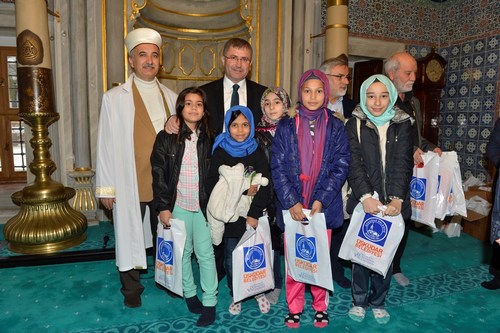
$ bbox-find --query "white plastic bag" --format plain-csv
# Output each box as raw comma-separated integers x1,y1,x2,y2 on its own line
466,195,492,216
339,195,404,278
232,216,275,302
449,158,467,217
435,152,467,219
443,222,462,238
410,151,439,228
154,220,186,297
435,152,455,219
284,210,333,291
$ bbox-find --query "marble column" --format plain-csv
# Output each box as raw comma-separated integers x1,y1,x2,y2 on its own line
325,0,349,59
70,0,90,168
106,0,126,88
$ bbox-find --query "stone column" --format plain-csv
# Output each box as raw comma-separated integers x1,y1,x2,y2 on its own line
70,0,90,168
325,0,349,59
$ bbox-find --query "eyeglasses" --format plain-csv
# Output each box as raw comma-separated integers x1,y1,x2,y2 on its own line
224,55,251,64
326,73,352,81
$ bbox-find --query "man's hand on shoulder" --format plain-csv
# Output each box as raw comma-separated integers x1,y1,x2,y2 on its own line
165,115,180,134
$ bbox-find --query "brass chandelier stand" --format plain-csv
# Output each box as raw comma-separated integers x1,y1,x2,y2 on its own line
3,0,87,255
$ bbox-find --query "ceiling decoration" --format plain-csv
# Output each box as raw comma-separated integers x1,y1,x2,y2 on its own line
133,0,252,38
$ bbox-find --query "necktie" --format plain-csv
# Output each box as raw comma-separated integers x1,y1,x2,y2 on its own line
231,84,240,107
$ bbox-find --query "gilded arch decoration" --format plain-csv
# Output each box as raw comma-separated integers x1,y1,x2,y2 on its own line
127,0,258,83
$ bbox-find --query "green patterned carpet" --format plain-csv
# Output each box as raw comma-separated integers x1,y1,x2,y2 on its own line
0,224,499,333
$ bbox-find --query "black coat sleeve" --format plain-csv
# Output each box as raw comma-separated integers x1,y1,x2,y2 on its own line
386,120,414,201
151,131,173,213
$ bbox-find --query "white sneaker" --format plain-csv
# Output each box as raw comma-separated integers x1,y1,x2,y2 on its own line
228,300,241,315
393,272,410,286
372,308,390,324
348,306,366,322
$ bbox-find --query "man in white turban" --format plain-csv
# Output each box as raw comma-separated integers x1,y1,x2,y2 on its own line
95,27,178,307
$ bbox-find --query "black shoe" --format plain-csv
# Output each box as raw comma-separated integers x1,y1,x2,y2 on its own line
217,271,226,283
481,278,500,290
186,295,203,314
334,275,351,289
196,306,216,327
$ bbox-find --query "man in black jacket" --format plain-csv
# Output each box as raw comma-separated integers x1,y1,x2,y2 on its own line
385,51,442,287
320,54,357,289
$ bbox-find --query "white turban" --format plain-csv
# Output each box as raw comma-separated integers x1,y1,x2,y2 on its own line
125,28,162,54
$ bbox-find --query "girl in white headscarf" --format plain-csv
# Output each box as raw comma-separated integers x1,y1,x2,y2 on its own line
344,74,414,324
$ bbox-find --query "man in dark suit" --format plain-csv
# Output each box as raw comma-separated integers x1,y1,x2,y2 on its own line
165,38,267,283
201,38,267,283
320,54,356,289
200,37,267,136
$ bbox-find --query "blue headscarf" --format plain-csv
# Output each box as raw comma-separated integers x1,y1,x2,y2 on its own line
360,74,398,127
211,105,258,157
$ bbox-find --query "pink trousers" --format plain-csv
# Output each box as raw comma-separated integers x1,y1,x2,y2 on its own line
284,229,332,314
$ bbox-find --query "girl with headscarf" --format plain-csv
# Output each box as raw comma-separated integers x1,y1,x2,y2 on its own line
271,69,350,328
206,105,271,315
254,87,292,305
344,74,413,324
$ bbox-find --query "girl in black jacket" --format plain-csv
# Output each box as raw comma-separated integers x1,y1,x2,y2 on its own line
151,87,216,327
345,75,413,324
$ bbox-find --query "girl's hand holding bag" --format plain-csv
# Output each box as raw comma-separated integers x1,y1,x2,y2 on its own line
155,219,186,297
339,192,405,278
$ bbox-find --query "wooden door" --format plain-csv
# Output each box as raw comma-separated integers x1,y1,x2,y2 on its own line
0,47,26,183
352,59,384,103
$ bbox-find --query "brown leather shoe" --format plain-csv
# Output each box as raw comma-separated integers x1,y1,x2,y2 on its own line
124,296,142,308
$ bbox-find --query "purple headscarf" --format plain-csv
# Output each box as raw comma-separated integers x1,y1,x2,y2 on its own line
296,69,329,208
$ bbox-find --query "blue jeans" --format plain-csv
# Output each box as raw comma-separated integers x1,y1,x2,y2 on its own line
224,237,240,296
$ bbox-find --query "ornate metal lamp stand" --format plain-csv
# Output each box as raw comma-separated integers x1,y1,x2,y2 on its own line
3,0,87,254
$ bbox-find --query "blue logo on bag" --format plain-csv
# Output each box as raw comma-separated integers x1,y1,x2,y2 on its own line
410,176,426,200
157,238,173,265
358,215,391,246
295,234,317,262
243,243,265,272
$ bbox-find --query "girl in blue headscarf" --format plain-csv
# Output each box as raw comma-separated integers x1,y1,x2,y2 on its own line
345,74,414,324
207,105,271,315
